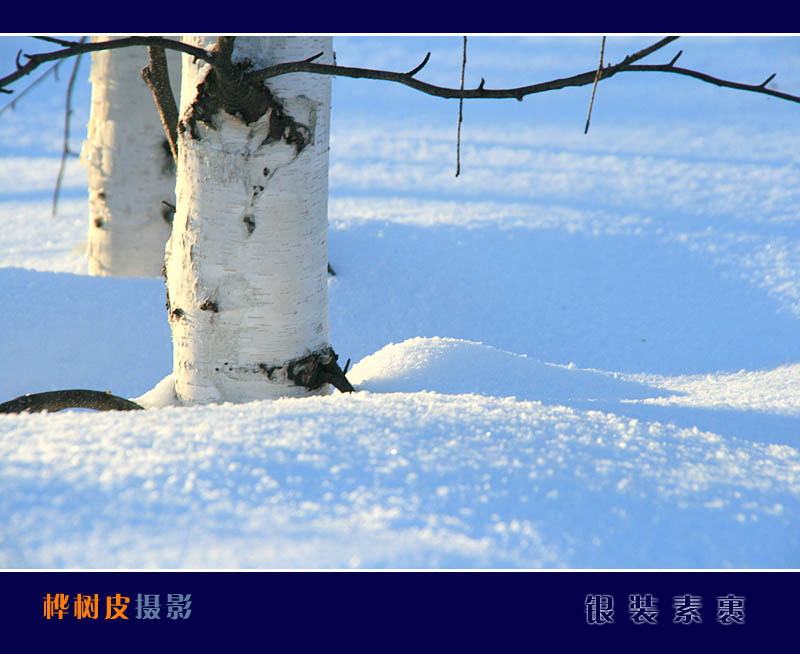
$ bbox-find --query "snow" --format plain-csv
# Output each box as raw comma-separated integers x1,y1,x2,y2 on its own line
1,35,800,569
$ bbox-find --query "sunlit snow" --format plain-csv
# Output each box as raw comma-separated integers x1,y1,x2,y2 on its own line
1,35,799,568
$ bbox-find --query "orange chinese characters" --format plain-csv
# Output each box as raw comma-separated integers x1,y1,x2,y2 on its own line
43,593,70,620
74,593,100,620
104,593,130,620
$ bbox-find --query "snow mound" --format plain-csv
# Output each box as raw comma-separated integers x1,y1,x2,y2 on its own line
133,374,178,409
348,337,665,403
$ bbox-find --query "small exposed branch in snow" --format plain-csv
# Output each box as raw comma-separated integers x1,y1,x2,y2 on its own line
456,36,467,177
584,35,606,135
52,36,86,216
0,390,144,414
142,45,180,164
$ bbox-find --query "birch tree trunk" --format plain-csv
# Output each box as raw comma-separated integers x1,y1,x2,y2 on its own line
166,36,335,403
82,36,180,277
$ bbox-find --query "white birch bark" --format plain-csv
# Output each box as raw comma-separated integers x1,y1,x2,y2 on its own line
166,36,333,403
82,36,181,277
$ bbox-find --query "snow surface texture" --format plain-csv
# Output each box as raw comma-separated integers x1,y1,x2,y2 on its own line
1,36,799,568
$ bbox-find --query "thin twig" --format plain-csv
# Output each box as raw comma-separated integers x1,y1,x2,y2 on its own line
0,59,64,115
406,52,431,77
584,36,606,134
456,36,467,177
302,51,324,64
52,36,86,216
33,36,79,48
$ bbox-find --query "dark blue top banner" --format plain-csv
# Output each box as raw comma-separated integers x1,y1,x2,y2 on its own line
2,571,796,649
4,0,794,34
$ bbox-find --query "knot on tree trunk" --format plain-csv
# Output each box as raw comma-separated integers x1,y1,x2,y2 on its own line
287,347,355,394
184,36,311,153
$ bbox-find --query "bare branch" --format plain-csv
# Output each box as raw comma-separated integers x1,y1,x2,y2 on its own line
142,45,180,164
0,58,65,113
584,35,606,134
52,37,86,216
244,36,799,107
249,36,680,100
33,35,79,48
0,36,212,93
622,63,800,104
3,34,798,132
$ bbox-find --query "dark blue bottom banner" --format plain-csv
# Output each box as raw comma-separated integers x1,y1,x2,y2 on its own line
1,571,795,649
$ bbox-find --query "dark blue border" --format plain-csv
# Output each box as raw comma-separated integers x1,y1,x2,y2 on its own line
5,1,795,34
2,571,796,648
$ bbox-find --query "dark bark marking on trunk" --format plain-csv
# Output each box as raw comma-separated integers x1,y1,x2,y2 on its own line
199,298,219,313
187,43,312,153
189,117,200,140
161,200,176,224
94,218,104,229
258,363,278,380
160,137,176,175
163,263,171,315
170,307,185,321
243,215,255,235
287,347,355,393
215,350,354,393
